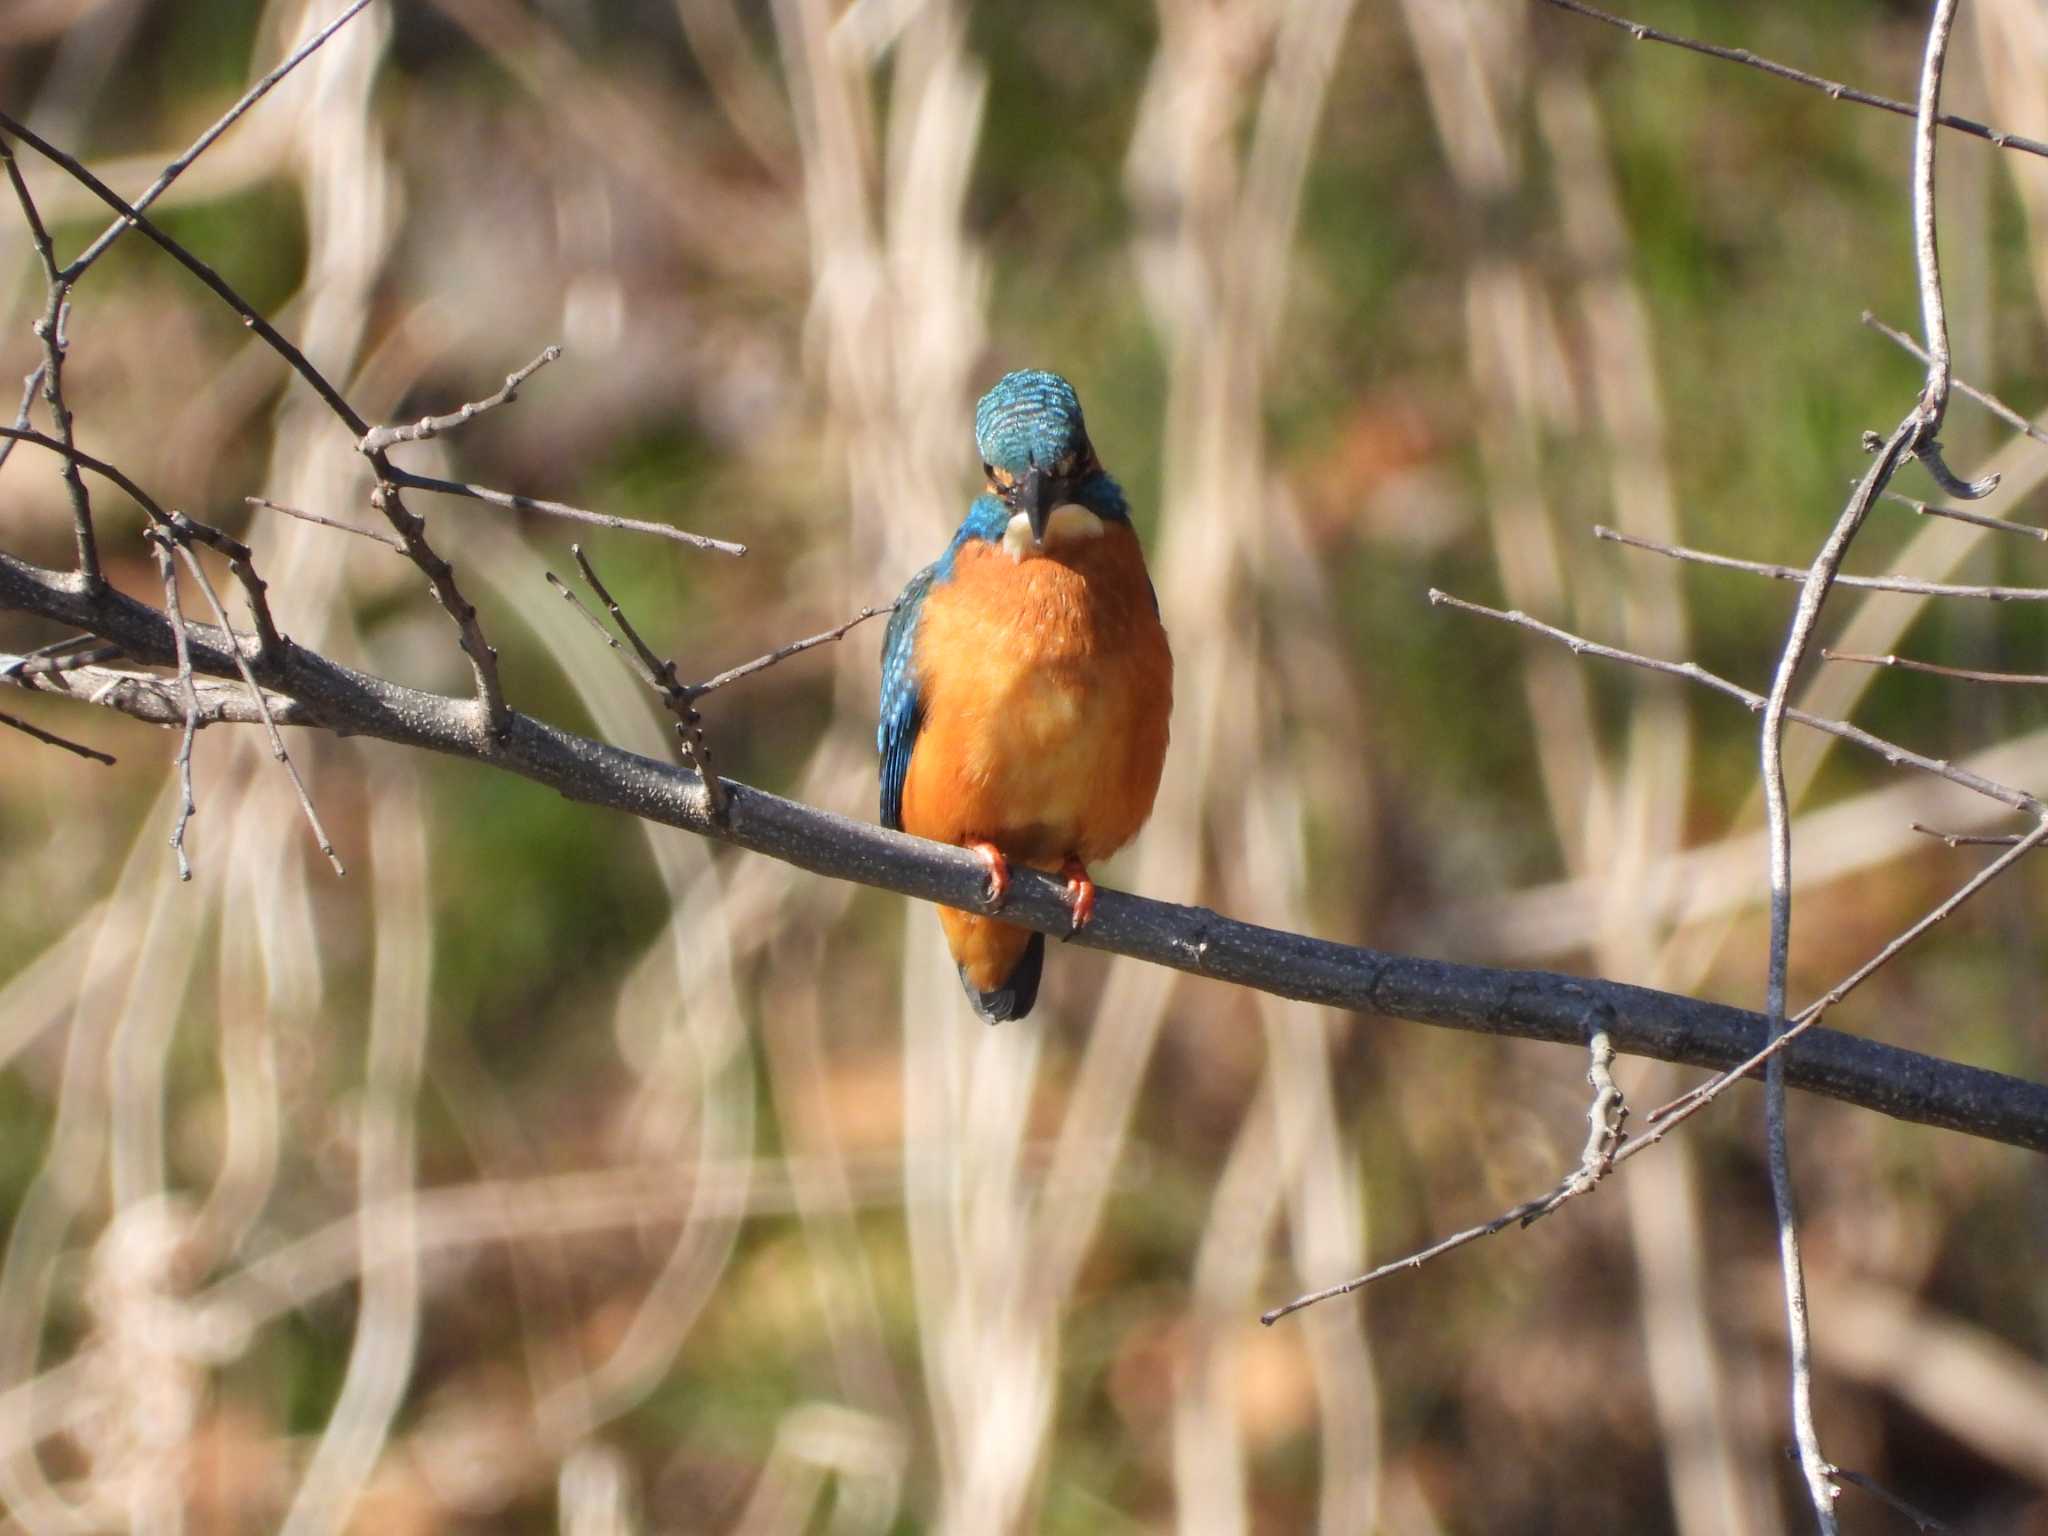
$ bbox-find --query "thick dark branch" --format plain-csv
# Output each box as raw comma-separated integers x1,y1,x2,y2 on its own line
5,547,2046,1154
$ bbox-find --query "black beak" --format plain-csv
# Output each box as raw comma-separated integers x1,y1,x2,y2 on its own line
1018,465,1051,544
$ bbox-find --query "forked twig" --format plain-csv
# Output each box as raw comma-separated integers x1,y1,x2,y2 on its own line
357,346,562,454
63,0,378,280
1863,311,2048,450
1264,1010,1628,1323
172,542,343,876
547,550,728,819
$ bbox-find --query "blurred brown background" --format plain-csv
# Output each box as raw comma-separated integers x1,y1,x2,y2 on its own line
1,0,2046,1530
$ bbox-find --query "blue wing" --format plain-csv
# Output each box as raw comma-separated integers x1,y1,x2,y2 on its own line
878,562,936,830
879,498,1010,829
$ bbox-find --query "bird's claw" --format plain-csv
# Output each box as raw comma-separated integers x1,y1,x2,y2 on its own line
967,840,1011,911
1059,857,1096,935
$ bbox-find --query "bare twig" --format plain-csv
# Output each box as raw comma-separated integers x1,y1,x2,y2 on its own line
171,542,342,877
1,134,102,589
1905,1,1995,502
245,495,403,551
1427,590,2045,816
1757,18,1969,1512
1863,311,2048,449
368,479,509,735
63,0,377,280
1824,648,2048,685
0,708,113,765
1597,524,2048,600
1263,1009,1629,1323
0,362,45,475
389,467,747,556
172,513,286,662
1534,0,2048,161
1828,1464,1955,1534
549,547,727,818
1910,822,2023,847
1878,488,2047,541
688,602,895,699
146,531,201,881
357,346,562,454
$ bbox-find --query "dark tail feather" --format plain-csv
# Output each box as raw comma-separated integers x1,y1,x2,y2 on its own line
960,930,1044,1024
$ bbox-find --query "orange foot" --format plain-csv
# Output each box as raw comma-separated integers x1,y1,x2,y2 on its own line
1058,856,1096,934
966,839,1011,910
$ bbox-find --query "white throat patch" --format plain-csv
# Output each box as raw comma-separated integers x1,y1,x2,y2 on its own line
1002,503,1105,561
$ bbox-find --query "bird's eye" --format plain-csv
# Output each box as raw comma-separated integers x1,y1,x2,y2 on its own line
1053,451,1077,477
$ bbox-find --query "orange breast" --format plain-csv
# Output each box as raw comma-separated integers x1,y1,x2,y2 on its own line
900,522,1172,871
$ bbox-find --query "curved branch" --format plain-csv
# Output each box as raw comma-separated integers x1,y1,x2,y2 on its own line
5,545,2047,1153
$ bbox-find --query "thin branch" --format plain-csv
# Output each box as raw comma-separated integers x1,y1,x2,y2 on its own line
1829,1464,1955,1535
63,0,377,280
388,467,747,556
1911,821,2023,847
1824,649,2048,686
688,602,895,699
548,548,726,819
1,135,103,590
0,709,113,765
1263,1010,1628,1322
9,546,2048,1150
172,513,285,662
146,531,201,881
171,542,343,876
1758,418,1925,1536
357,346,562,454
245,495,404,551
0,362,45,475
1878,488,2046,542
1863,311,2048,449
368,479,509,735
1596,524,2048,601
1533,0,2048,162
1905,0,1994,502
1427,590,2044,816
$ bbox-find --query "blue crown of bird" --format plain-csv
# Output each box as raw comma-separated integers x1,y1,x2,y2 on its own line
879,370,1173,1023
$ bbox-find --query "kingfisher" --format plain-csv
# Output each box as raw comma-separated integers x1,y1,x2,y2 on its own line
878,370,1173,1023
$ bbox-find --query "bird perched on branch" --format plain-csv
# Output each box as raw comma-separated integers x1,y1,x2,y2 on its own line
879,370,1173,1023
